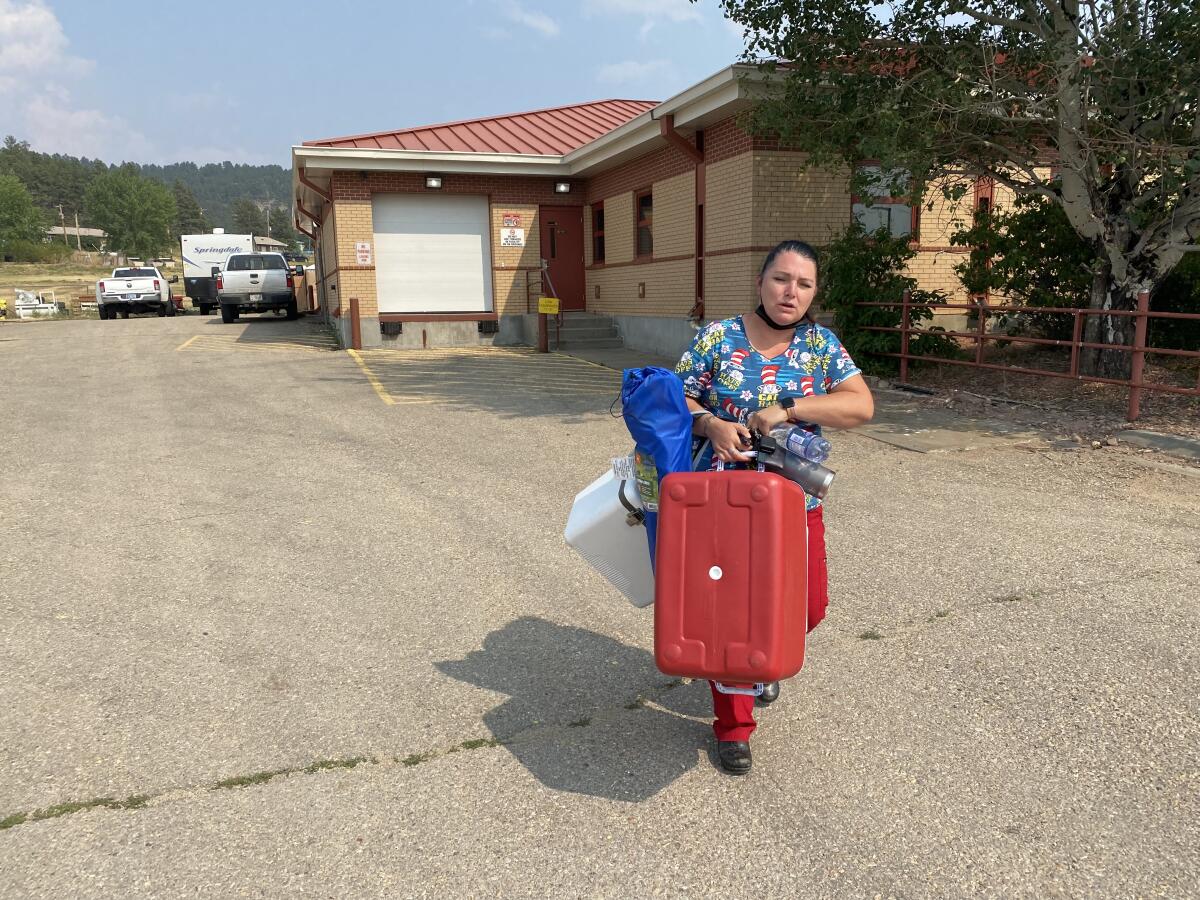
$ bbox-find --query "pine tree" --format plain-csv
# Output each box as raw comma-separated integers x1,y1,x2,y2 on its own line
172,180,208,237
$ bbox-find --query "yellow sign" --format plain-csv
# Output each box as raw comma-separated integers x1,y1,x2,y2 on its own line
538,296,560,314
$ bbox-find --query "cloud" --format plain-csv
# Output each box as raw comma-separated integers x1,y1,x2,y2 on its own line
596,59,677,85
503,5,560,37
0,0,161,162
585,0,702,23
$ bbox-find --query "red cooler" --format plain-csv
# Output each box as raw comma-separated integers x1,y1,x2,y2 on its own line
654,470,808,684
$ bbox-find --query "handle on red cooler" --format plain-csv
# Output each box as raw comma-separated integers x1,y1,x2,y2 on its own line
713,681,765,697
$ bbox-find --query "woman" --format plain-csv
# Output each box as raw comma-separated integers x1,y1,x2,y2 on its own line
674,239,874,776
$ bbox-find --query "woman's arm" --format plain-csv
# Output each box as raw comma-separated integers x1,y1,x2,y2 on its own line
746,374,875,434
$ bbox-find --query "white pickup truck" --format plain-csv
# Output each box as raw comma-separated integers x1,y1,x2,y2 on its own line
95,266,180,319
214,252,302,323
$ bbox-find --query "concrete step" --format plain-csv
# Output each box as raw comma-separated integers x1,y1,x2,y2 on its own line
556,336,626,349
555,322,620,339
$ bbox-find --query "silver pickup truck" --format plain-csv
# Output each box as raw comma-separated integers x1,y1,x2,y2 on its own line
214,253,302,323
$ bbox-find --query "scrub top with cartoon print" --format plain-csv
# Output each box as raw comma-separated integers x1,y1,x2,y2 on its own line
674,315,862,510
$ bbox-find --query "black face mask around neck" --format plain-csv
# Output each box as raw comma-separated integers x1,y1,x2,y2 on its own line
755,304,801,331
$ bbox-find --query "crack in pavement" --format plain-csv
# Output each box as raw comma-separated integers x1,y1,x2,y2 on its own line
0,678,692,834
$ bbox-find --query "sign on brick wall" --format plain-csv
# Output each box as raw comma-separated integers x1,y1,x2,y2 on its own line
500,227,525,247
501,212,522,227
355,241,372,265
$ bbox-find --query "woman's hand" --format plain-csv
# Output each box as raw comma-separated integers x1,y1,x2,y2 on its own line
705,417,754,463
746,404,789,437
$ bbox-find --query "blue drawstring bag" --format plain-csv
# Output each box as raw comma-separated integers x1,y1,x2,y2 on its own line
620,367,693,566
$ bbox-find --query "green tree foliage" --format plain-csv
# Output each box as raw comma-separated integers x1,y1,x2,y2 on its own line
84,166,176,259
819,224,959,375
0,173,47,252
231,198,267,236
954,194,1200,349
0,136,102,218
709,0,1200,378
0,136,290,231
139,161,290,229
266,204,303,250
172,180,208,236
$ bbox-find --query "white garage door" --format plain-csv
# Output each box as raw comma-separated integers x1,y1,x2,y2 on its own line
372,194,494,314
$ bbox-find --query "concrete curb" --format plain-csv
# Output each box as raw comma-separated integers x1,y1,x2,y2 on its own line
1117,429,1200,461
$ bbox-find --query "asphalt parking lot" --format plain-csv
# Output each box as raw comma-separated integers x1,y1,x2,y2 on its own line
1,313,1197,897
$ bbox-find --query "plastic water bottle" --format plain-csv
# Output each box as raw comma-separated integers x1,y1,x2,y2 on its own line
771,426,831,463
755,433,836,499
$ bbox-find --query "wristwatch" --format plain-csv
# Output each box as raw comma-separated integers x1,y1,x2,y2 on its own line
778,396,796,422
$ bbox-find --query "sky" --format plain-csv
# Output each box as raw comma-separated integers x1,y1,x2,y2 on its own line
0,0,750,167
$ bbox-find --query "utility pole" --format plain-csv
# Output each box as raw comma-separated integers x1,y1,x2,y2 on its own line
55,204,68,245
73,212,82,250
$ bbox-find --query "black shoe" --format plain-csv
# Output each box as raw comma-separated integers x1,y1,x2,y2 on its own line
756,682,781,706
717,740,753,775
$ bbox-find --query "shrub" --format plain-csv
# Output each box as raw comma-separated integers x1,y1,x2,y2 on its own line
2,240,74,263
951,196,1199,351
819,223,959,376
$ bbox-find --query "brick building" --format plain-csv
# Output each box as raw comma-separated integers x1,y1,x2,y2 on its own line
291,64,981,354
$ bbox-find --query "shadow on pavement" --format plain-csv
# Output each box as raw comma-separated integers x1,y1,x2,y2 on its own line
436,617,711,803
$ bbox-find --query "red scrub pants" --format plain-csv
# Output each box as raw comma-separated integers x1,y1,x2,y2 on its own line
710,505,828,742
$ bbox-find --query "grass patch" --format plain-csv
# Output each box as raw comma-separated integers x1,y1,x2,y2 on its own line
212,768,290,790
32,798,116,820
400,751,436,768
567,717,591,728
304,756,368,774
0,792,152,831
858,628,884,640
458,738,500,750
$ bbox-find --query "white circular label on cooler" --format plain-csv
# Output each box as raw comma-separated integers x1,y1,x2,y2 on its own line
708,566,723,581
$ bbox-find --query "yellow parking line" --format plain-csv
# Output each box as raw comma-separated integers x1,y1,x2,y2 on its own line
347,348,395,405
175,335,201,351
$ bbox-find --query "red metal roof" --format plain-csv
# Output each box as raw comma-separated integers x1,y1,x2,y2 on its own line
303,99,659,155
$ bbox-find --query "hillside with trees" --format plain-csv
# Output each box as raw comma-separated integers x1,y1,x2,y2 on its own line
0,136,299,246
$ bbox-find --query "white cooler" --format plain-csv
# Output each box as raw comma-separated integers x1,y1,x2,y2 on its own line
564,469,655,608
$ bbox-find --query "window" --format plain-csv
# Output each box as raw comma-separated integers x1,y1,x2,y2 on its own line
636,189,653,257
226,254,286,271
851,165,914,238
592,203,605,264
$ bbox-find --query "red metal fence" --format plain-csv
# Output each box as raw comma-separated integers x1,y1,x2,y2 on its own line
856,291,1200,420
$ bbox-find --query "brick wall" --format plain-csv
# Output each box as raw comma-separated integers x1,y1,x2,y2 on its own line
905,248,970,305
704,116,752,166
584,140,697,205
753,152,853,248
704,251,758,321
705,153,753,254
917,174,976,247
587,258,694,317
652,170,695,259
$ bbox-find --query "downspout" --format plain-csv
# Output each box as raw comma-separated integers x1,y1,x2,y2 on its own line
297,197,323,227
298,166,332,203
294,215,316,243
657,114,705,322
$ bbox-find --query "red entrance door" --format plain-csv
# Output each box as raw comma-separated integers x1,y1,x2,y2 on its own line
539,206,585,311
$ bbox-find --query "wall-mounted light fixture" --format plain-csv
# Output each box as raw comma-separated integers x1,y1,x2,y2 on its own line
554,182,571,194
425,175,443,189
